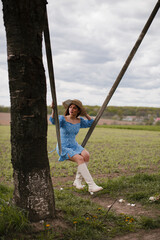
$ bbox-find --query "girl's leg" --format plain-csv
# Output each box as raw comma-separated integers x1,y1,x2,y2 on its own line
68,154,85,165
69,153,103,193
81,149,90,163
68,148,89,164
68,154,86,189
77,163,103,193
69,150,89,189
72,149,89,189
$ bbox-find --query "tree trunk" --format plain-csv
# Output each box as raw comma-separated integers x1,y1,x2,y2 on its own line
1,0,55,221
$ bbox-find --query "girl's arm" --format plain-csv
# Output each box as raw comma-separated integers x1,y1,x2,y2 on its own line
80,113,94,128
49,102,55,125
51,101,55,118
85,113,92,120
51,109,54,119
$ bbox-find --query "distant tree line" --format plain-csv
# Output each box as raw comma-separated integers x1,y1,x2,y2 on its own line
1,105,160,118
47,105,160,119
0,106,10,112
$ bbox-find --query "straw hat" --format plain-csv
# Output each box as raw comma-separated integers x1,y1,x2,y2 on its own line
62,99,86,116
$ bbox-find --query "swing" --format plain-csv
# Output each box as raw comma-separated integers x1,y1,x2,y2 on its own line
43,7,62,154
43,1,160,151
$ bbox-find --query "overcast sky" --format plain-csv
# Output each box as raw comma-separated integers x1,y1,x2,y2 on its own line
0,0,160,107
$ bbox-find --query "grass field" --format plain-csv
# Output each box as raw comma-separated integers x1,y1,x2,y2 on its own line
48,125,160,178
0,125,160,239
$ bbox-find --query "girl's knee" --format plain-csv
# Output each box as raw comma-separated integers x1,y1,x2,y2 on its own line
77,155,85,165
70,154,85,165
85,155,89,163
83,150,90,163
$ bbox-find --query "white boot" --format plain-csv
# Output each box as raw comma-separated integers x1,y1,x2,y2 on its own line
73,169,85,189
78,163,103,193
73,162,88,189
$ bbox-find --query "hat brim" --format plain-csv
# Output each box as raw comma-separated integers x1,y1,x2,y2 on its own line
62,99,86,116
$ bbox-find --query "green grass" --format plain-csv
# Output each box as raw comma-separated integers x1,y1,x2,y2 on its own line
48,126,160,178
0,125,160,239
0,184,13,201
100,173,160,207
0,184,30,238
1,125,160,181
1,182,160,240
0,126,12,183
0,184,141,240
51,188,140,240
97,124,160,131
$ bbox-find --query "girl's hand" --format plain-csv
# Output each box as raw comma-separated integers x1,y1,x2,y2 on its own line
51,101,55,118
85,113,92,120
51,101,55,109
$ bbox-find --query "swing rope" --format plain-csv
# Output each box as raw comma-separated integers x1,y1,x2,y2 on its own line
81,0,160,148
44,7,62,155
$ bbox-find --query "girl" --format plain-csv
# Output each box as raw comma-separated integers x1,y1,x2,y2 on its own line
49,99,103,193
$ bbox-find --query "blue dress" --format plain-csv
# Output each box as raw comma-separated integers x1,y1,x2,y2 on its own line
49,115,94,161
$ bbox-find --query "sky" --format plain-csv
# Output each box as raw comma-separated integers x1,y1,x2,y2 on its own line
0,0,160,107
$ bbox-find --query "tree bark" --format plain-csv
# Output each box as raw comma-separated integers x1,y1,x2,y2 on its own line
1,0,55,221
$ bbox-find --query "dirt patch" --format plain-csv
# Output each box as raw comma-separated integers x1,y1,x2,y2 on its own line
52,175,160,220
97,118,138,125
0,113,51,125
90,195,160,219
112,229,160,240
52,176,74,187
0,112,10,125
0,113,138,126
71,190,160,240
62,176,160,240
72,190,160,220
31,210,69,233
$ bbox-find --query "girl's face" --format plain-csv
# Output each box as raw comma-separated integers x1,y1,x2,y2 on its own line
69,104,80,117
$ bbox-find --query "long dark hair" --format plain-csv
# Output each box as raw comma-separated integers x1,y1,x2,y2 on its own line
64,104,81,117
